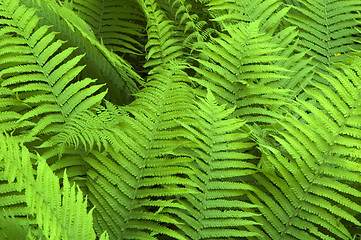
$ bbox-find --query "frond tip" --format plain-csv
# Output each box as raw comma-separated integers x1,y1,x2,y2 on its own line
0,133,107,240
172,90,261,239
193,20,290,124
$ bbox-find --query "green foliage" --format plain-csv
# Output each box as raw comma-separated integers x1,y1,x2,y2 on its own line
285,0,361,79
170,90,261,239
192,20,291,124
249,58,361,239
1,0,361,239
63,0,145,55
0,133,108,240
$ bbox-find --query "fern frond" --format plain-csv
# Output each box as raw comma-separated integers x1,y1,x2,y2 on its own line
0,212,30,240
263,27,315,100
285,0,361,78
166,0,215,51
193,20,291,124
0,168,34,239
50,62,198,239
41,101,126,153
249,56,361,239
0,134,36,236
139,0,184,72
163,90,260,239
64,0,145,56
0,86,34,132
0,133,105,240
22,0,142,104
0,0,107,137
208,0,290,35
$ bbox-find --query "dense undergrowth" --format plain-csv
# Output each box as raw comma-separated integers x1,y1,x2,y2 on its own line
1,0,361,239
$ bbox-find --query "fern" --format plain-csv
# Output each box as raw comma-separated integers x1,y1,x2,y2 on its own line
61,0,146,56
192,20,290,124
168,90,261,239
249,56,361,239
285,0,361,78
2,0,361,239
0,213,31,240
0,133,108,240
208,0,290,35
139,0,184,72
22,0,142,104
166,0,215,50
48,62,198,239
262,27,315,101
0,0,107,138
39,100,126,154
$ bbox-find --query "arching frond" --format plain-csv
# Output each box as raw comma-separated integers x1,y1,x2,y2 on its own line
0,0,107,137
208,0,290,35
264,27,315,100
2,0,361,239
166,0,215,51
286,0,361,78
193,20,291,124
169,90,260,239
0,133,106,240
63,0,146,56
22,0,142,104
139,0,184,72
46,62,198,239
249,56,361,239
